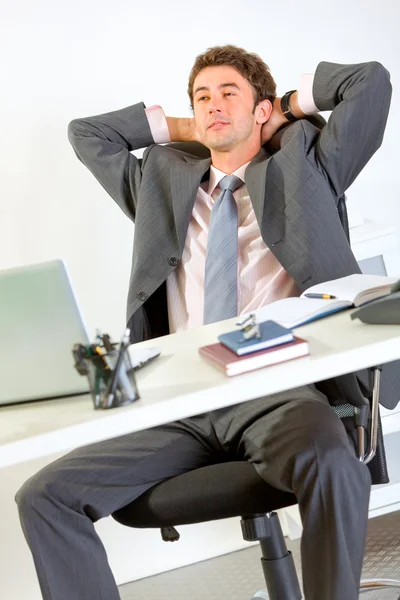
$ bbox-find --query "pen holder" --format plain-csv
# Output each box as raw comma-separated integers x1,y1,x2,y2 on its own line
73,344,140,410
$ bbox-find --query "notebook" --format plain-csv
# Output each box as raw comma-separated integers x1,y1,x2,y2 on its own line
302,274,397,307
218,320,294,356
254,274,398,330
199,336,309,377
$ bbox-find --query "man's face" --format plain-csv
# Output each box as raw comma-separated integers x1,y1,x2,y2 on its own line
192,65,262,152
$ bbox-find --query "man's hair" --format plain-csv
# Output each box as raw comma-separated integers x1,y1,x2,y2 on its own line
187,44,276,111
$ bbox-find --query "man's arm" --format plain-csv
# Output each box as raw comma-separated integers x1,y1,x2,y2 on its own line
310,61,392,196
164,116,197,142
265,62,392,197
68,102,155,221
261,94,306,144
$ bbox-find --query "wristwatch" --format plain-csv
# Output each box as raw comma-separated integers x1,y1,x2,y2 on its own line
280,90,298,122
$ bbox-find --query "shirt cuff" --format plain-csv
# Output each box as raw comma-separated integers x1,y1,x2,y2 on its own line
297,73,319,114
145,105,171,144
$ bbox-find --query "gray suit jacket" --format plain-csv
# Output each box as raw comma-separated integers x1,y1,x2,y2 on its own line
68,61,399,409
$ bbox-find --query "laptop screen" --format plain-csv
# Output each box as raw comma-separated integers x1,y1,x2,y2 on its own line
0,259,90,405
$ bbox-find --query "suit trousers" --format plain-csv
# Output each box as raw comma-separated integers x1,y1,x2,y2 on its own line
16,383,371,600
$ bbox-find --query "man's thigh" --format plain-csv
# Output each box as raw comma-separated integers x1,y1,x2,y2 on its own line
18,413,220,520
211,384,356,489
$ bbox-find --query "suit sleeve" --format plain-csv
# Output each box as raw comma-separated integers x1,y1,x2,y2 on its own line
309,61,392,197
68,102,154,221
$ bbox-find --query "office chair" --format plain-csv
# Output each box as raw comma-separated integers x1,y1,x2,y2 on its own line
112,369,400,599
113,134,400,598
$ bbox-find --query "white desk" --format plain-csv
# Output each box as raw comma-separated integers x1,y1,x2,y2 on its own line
2,310,400,599
2,309,400,468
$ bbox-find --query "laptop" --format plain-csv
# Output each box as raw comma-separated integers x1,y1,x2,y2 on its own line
0,259,159,406
0,259,91,405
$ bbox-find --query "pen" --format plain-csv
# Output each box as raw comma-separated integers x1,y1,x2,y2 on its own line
104,328,131,408
304,293,337,299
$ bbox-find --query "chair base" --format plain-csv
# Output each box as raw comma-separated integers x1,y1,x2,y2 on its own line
359,578,400,595
245,511,400,599
242,512,301,600
252,579,400,600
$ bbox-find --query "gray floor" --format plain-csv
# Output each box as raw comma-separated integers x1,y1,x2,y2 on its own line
119,511,400,600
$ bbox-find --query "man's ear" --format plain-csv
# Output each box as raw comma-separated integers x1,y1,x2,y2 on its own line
255,99,273,124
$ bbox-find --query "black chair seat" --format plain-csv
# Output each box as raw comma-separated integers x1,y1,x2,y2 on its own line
112,462,297,528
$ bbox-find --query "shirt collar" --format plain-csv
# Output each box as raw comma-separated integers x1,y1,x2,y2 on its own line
207,162,250,196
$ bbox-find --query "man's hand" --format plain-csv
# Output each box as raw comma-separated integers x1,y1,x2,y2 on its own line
261,93,306,145
166,117,199,142
261,98,288,144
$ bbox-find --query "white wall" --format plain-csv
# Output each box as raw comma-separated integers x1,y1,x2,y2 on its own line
1,2,399,596
1,0,399,339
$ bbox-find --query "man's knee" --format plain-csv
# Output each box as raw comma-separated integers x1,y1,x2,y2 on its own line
291,401,371,487
314,435,370,480
297,400,351,450
15,464,63,518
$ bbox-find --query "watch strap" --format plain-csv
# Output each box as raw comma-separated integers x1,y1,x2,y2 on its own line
280,90,298,122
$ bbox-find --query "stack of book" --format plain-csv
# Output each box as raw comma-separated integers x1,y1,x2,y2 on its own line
199,320,309,377
198,274,399,377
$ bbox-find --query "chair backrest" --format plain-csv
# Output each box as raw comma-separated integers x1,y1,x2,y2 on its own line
337,195,350,242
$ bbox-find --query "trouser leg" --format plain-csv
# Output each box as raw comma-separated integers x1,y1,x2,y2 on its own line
15,416,218,600
212,385,371,600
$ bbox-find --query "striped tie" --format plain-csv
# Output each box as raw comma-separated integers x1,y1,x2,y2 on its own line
203,174,243,325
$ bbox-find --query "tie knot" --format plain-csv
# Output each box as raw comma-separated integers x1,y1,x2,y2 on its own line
219,174,243,194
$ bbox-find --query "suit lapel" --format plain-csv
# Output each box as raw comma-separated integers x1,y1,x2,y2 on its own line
245,146,295,268
171,154,211,254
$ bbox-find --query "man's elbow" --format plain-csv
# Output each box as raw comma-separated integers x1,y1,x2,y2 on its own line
67,118,96,153
68,119,83,147
366,61,392,101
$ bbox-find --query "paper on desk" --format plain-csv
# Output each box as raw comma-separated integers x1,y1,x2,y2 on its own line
128,346,161,369
253,297,350,329
301,274,397,306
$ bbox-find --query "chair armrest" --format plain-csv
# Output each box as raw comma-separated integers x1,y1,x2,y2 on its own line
363,366,382,464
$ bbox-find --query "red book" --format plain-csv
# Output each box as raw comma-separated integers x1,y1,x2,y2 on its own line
199,337,309,377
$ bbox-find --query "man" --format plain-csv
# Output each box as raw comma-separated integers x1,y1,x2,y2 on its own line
16,45,392,600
